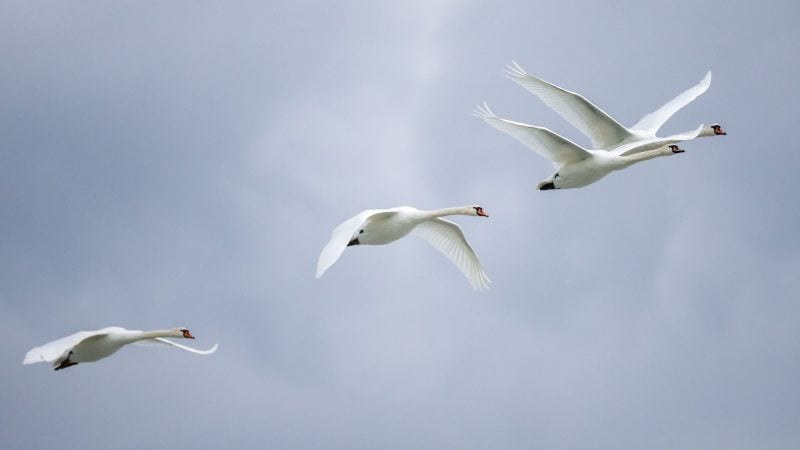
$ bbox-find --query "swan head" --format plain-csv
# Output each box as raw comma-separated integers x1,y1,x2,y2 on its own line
669,144,685,154
470,206,489,217
178,328,195,339
700,123,726,137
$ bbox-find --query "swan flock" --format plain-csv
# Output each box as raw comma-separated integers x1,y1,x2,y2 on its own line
316,63,724,287
25,63,725,371
477,62,725,190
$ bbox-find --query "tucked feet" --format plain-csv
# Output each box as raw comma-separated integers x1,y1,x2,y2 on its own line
54,359,78,371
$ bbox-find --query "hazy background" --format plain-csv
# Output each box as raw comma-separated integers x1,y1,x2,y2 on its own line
2,1,798,449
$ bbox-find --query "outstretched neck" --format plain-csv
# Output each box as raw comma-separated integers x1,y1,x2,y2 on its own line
127,329,180,343
698,126,719,137
420,206,473,219
618,146,673,166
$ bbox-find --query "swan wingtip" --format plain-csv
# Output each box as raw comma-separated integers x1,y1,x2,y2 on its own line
471,273,492,291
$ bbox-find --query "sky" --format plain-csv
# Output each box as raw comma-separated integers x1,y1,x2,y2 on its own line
1,1,799,449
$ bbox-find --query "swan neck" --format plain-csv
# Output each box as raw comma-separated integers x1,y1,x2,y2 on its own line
128,329,179,343
421,206,471,219
619,147,670,165
698,126,715,137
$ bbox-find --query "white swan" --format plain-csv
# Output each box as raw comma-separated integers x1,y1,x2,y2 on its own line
505,62,726,149
316,205,491,290
475,103,702,190
23,327,218,370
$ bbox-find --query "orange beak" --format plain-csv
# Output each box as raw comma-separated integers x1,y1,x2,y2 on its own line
183,330,195,339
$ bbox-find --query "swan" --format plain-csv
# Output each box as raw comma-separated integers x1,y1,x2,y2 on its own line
316,205,491,290
505,61,726,149
23,327,218,370
475,103,702,190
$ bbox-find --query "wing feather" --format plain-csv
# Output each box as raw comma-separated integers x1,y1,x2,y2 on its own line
141,337,219,355
411,218,490,291
632,71,711,134
475,103,592,168
506,61,632,149
316,209,396,278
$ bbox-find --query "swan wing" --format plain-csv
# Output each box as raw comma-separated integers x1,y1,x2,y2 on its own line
631,71,711,134
475,103,592,168
506,61,632,149
316,209,398,278
612,124,704,157
411,218,490,291
22,327,122,365
140,337,219,355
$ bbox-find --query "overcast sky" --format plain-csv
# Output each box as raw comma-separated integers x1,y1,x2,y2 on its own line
2,1,799,449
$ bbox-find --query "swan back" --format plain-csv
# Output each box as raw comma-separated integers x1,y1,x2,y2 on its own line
23,327,125,365
316,209,399,278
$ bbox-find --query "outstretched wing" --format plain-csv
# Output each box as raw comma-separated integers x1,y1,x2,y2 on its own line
506,61,632,149
612,124,704,157
632,71,711,134
139,338,219,355
411,218,490,291
475,103,592,168
316,209,397,278
22,327,120,365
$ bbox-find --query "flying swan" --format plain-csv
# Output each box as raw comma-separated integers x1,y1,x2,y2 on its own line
475,103,702,190
316,205,491,290
505,61,726,149
23,327,218,370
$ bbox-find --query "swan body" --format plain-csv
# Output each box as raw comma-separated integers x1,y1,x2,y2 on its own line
505,62,726,149
475,103,701,189
23,327,218,370
316,205,491,290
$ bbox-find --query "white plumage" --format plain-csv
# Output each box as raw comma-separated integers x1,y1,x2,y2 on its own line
317,205,491,290
505,61,726,149
475,103,701,190
23,327,218,370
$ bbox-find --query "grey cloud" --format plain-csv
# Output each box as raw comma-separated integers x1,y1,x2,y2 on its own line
2,1,799,449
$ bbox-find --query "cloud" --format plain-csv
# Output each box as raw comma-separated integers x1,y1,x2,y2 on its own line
3,1,800,449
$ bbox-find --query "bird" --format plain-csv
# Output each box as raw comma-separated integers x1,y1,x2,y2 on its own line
475,103,702,190
316,205,491,290
23,327,218,371
505,61,726,149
